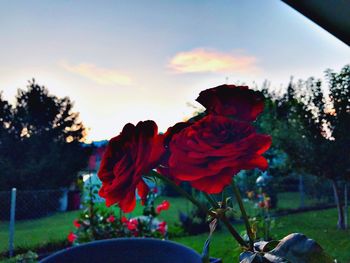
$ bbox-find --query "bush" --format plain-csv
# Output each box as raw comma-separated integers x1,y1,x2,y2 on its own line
68,186,169,244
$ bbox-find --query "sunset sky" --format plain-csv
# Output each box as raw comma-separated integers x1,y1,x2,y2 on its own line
1,0,349,142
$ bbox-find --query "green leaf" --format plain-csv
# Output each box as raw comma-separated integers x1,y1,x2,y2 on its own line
266,233,334,263
201,219,218,263
240,251,270,263
261,240,280,252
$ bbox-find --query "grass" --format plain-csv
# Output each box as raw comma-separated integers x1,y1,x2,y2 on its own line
0,210,80,253
0,197,190,254
276,192,332,210
0,194,349,262
175,208,350,262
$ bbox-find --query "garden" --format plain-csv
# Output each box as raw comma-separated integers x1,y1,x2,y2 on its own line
0,1,349,262
1,195,349,262
1,65,350,262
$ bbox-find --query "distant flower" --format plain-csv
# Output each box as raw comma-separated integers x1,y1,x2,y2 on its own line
264,197,271,209
67,232,77,243
107,215,115,223
157,221,167,236
161,200,170,210
258,201,265,208
246,191,255,200
127,218,138,231
156,200,170,214
153,187,158,194
121,216,128,224
98,121,165,213
73,219,81,228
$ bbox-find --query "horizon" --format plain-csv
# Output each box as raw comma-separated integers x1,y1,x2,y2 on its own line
1,0,349,142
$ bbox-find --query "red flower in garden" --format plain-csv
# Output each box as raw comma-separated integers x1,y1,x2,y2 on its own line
73,219,81,228
196,84,264,121
264,197,271,209
67,232,77,243
157,221,167,236
127,218,138,231
166,114,271,194
258,201,265,208
107,215,115,223
121,216,128,224
156,200,170,214
98,120,165,213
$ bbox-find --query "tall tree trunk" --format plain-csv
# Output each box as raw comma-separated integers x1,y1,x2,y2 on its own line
332,179,345,229
344,182,348,229
299,174,305,208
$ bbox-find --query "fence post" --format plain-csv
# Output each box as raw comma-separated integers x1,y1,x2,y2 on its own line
345,183,348,229
9,188,16,257
299,174,305,208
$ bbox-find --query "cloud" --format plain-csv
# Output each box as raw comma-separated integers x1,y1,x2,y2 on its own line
60,61,132,85
169,48,258,74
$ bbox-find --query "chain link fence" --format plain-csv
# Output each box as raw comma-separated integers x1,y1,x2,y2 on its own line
0,188,81,257
236,172,337,212
0,174,343,259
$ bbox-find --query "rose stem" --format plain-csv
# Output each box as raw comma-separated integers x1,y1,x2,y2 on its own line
220,215,248,249
152,171,248,248
231,180,254,250
202,192,248,248
151,171,208,213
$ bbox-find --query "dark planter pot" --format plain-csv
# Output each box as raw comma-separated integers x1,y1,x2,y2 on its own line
39,238,222,263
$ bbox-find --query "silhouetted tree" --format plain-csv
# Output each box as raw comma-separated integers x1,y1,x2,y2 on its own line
0,93,14,188
262,65,350,229
0,80,91,190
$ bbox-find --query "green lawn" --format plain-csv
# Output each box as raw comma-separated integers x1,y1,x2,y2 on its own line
0,210,80,253
1,195,349,262
175,208,350,262
0,197,190,254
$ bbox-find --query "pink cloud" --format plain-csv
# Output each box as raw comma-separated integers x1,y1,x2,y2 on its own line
169,48,258,73
60,61,132,86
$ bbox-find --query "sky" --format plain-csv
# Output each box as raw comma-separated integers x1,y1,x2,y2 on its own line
0,0,349,142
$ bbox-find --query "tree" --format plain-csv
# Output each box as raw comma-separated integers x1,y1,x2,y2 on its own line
0,80,91,190
262,65,350,229
0,93,14,188
325,65,350,229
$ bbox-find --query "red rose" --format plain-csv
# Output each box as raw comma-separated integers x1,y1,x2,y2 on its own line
67,232,77,243
121,216,128,224
73,219,81,228
107,215,115,223
157,121,193,182
156,200,170,214
167,114,271,194
157,221,167,236
127,218,138,231
98,120,165,213
196,84,264,121
161,200,170,210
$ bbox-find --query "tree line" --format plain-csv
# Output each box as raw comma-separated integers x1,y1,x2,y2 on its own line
258,64,350,229
0,79,91,191
0,65,349,229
